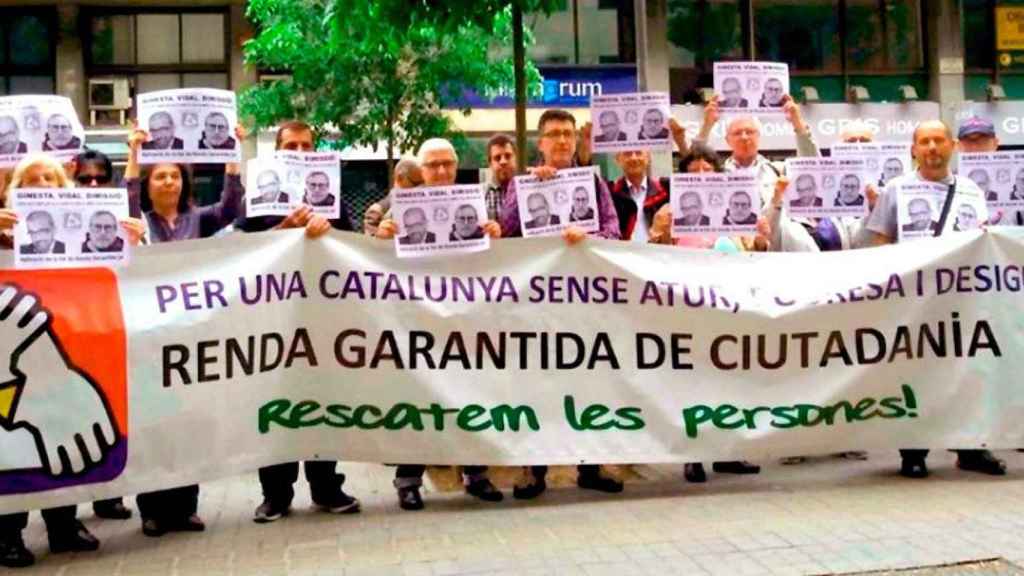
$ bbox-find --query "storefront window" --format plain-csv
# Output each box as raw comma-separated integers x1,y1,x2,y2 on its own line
529,0,635,65
846,0,923,71
755,0,840,72
0,11,55,95
962,0,994,71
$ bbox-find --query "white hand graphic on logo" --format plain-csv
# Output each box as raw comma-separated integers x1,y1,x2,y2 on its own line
0,287,49,387
0,284,118,476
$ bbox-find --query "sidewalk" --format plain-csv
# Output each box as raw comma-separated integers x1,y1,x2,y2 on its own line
15,450,1024,575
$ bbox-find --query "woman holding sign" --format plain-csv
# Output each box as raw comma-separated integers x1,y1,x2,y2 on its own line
0,154,103,568
123,124,242,537
648,143,766,484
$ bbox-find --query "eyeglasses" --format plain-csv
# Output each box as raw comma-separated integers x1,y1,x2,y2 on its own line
90,223,117,232
76,175,111,185
542,129,575,141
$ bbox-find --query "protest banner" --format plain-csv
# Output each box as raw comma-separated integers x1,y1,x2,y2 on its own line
10,187,129,269
514,168,599,237
2,229,1024,512
137,89,241,164
390,184,490,258
0,95,85,168
246,152,342,218
590,92,672,153
959,151,1024,210
784,157,870,218
712,62,789,115
831,142,912,188
669,173,760,236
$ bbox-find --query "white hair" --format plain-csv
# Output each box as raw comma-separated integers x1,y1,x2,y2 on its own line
839,119,874,141
725,115,763,135
417,138,458,164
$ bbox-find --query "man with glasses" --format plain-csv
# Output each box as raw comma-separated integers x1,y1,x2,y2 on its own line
199,112,236,150
524,193,560,229
637,108,669,140
141,112,184,150
500,108,623,499
302,171,335,207
881,158,905,186
42,114,80,151
723,191,757,225
790,174,823,208
0,115,27,154
594,110,626,143
398,207,436,244
449,204,484,240
759,77,786,108
901,197,938,233
20,211,64,254
720,77,748,108
569,186,595,222
835,174,865,206
81,211,124,253
254,170,289,205
674,191,709,227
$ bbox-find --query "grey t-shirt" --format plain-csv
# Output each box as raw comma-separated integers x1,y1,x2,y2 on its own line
864,170,987,243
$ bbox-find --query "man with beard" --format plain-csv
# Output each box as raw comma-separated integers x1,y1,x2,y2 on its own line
449,204,484,240
0,116,28,154
723,190,757,225
790,174,823,208
198,112,236,149
42,114,80,151
81,211,124,252
835,174,865,206
759,77,786,107
253,170,289,204
302,171,335,207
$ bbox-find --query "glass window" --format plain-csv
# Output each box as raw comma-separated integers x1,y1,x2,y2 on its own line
137,14,180,65
846,0,923,70
9,15,50,67
182,14,225,63
136,73,181,94
9,75,52,94
527,0,634,65
755,0,840,72
90,15,135,65
667,0,743,68
963,0,993,71
183,73,228,89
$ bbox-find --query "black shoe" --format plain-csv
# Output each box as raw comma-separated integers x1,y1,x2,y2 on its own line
712,461,761,474
900,456,929,479
172,514,205,532
313,490,361,514
397,486,424,511
957,451,1006,476
0,534,35,568
141,518,167,538
577,472,624,493
465,478,503,502
94,498,132,520
48,520,100,554
513,477,547,500
684,463,706,483
253,498,291,523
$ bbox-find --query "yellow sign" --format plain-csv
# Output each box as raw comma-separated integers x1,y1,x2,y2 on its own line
998,6,1024,49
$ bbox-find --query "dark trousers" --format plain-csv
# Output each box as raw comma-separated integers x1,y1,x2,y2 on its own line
259,461,341,504
136,485,199,522
529,464,601,479
0,506,76,537
394,465,488,488
901,449,989,460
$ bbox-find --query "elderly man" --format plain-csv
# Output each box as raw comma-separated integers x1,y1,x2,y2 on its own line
398,207,436,244
302,171,335,207
0,115,27,154
881,157,905,186
835,174,865,206
363,158,422,236
638,108,670,140
20,211,64,254
141,112,184,150
376,137,504,510
759,77,786,107
859,119,1004,478
954,202,980,231
198,112,236,149
790,174,823,208
500,108,624,498
569,187,595,222
720,77,748,108
253,170,288,204
233,120,361,524
524,193,560,228
723,191,757,224
674,191,709,227
81,211,124,253
901,198,937,233
594,110,626,143
42,114,80,151
450,204,484,240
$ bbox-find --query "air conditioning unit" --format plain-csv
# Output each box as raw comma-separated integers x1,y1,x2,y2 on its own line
89,77,132,110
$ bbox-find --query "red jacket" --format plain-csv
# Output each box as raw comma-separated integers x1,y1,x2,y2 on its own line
609,176,670,240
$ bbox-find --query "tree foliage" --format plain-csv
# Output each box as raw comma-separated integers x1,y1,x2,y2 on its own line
240,0,556,161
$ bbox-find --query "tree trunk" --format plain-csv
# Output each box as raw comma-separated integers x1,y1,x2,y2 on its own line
513,0,527,173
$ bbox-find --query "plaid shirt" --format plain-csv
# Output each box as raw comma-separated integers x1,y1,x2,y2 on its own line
485,180,507,222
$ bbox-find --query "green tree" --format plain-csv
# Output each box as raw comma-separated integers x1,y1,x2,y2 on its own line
240,0,552,182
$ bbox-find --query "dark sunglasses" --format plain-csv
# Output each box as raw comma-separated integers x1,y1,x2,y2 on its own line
76,174,112,185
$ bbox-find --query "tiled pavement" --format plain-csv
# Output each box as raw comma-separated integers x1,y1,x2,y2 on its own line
14,450,1024,575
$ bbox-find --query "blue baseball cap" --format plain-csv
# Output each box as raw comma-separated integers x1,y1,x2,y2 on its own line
958,116,996,139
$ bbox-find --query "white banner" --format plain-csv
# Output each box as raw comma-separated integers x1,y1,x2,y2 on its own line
2,230,1024,512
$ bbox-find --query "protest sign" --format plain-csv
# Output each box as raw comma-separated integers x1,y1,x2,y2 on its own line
669,172,760,236
0,96,85,168
514,168,598,238
4,229,1024,512
713,62,789,115
391,184,490,258
894,181,988,242
959,151,1024,211
590,92,672,153
784,157,870,218
10,187,129,269
246,152,342,218
137,89,241,164
831,142,912,188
